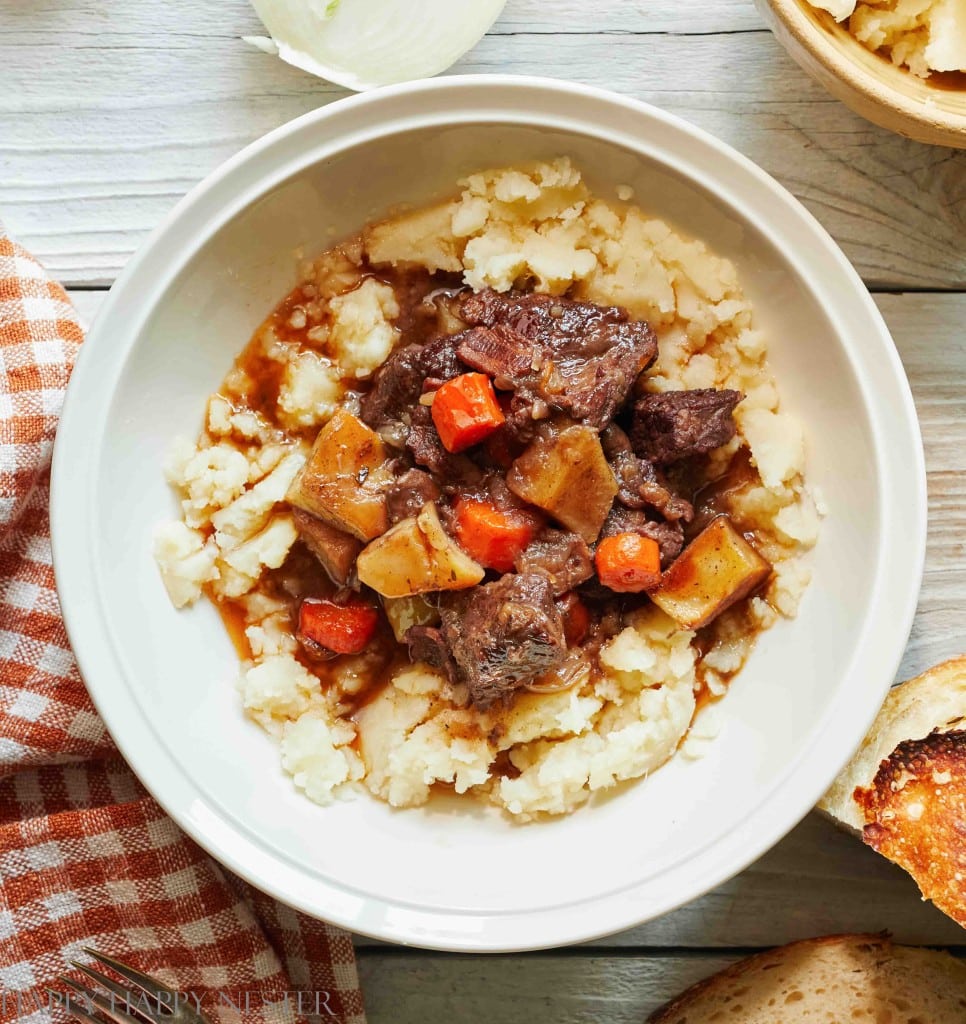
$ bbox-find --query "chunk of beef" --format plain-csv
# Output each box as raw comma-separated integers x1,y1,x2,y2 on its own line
292,508,361,586
405,405,483,486
637,476,695,524
458,290,658,431
405,625,456,680
496,390,549,445
631,388,742,465
385,468,441,524
461,291,651,358
514,528,594,596
360,334,461,430
454,325,535,381
601,506,685,569
601,424,693,523
358,345,422,429
439,573,567,708
412,335,463,383
602,423,656,509
483,472,523,511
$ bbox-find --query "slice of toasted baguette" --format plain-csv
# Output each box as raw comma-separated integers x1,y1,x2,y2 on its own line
648,934,966,1023
819,655,966,927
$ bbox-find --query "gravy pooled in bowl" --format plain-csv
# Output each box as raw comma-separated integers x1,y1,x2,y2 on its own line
153,158,820,820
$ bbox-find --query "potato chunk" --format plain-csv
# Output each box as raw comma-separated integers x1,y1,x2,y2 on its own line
286,409,391,541
357,503,485,598
364,200,462,274
651,516,771,630
507,425,618,544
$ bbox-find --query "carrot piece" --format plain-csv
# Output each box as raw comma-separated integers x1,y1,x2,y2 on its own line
595,533,662,593
454,498,540,573
430,373,505,453
298,598,379,655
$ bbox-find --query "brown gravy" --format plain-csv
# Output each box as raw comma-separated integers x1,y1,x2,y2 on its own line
212,264,772,726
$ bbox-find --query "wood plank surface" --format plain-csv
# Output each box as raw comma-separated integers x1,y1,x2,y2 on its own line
885,294,966,682
356,944,966,1024
11,2,966,1013
4,1,964,289
1,0,762,39
356,952,743,1024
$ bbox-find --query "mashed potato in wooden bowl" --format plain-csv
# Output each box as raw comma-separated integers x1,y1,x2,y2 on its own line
806,0,965,78
153,158,819,821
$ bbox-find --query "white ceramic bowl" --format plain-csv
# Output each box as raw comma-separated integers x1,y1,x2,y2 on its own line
52,76,926,952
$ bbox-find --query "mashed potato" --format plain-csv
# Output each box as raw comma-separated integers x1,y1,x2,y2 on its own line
808,0,966,76
155,158,819,818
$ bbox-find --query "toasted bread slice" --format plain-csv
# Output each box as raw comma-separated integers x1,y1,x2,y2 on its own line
857,730,966,928
648,934,966,1023
819,656,966,927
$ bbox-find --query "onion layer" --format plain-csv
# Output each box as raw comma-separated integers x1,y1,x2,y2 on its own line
249,0,508,91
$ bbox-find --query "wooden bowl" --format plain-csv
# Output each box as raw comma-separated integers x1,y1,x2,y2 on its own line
756,0,966,148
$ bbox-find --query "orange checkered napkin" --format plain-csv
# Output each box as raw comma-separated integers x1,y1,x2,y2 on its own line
0,229,367,1024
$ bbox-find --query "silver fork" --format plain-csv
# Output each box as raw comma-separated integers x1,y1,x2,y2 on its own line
49,948,212,1024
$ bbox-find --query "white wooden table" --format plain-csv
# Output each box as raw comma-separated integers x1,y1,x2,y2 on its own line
4,0,964,1018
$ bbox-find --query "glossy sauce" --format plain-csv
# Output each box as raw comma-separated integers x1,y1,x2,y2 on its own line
687,448,760,540
211,261,447,714
218,537,404,717
212,262,773,726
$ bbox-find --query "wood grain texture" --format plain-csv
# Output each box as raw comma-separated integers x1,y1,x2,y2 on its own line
3,0,964,288
356,944,963,1024
32,0,966,1009
594,809,966,949
67,290,966,951
356,952,742,1024
884,295,966,685
502,0,764,34
1,0,762,39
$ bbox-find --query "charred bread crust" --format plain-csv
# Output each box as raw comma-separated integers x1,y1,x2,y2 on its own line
856,730,966,927
820,655,966,828
819,655,966,930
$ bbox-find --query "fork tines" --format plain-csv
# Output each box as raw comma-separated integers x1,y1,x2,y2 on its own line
49,947,210,1024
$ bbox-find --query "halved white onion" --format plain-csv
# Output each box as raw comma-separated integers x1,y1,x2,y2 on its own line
248,0,508,91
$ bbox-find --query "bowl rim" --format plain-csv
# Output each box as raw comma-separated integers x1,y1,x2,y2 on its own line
51,74,927,951
761,0,966,136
